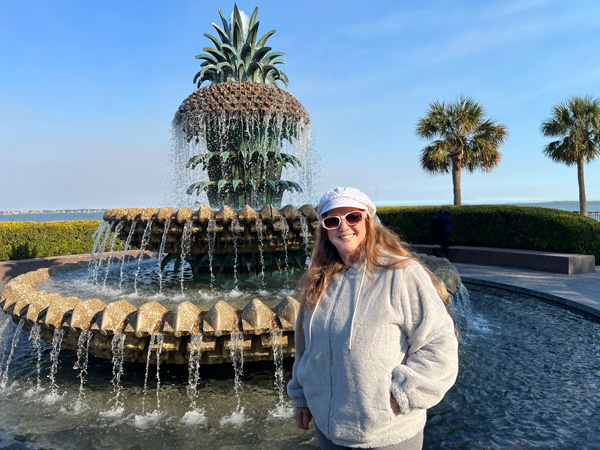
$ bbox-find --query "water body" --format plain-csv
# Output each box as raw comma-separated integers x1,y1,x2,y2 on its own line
0,285,598,449
0,211,104,222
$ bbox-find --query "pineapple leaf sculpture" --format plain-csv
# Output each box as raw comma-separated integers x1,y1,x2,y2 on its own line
174,4,311,210
193,4,289,87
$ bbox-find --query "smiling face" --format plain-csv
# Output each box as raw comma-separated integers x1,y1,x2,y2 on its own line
323,206,368,266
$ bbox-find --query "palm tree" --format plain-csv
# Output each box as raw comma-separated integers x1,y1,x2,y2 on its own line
416,96,509,206
540,95,600,216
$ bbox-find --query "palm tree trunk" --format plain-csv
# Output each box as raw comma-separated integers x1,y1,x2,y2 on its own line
452,158,462,206
577,156,587,216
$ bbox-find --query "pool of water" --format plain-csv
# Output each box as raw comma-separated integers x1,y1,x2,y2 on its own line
38,257,302,310
1,285,599,449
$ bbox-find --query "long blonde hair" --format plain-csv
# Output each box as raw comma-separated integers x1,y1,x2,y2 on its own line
295,213,458,344
300,212,417,310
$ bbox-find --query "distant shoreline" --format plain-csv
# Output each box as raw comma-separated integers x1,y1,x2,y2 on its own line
0,209,105,215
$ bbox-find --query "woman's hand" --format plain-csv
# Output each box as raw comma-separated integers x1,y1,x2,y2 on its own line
294,406,313,430
390,394,400,413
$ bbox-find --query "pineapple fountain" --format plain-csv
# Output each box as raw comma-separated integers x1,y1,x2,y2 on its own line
0,1,460,405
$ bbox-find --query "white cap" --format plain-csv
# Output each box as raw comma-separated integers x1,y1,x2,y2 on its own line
317,187,376,218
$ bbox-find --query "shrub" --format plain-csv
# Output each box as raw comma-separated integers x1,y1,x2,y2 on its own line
377,205,600,263
0,221,104,261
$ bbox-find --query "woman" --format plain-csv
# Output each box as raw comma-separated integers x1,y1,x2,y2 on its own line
287,187,459,449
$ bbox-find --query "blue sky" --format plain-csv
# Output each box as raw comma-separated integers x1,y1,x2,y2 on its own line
1,0,600,211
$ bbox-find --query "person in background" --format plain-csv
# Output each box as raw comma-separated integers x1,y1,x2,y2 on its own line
287,187,459,450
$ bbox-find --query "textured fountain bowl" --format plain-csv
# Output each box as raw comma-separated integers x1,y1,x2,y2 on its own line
0,263,301,365
0,257,461,366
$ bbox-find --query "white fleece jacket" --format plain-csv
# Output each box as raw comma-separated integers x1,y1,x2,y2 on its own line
287,258,459,448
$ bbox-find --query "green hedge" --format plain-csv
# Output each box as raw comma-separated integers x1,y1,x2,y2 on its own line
377,205,600,263
0,221,103,261
2,207,600,264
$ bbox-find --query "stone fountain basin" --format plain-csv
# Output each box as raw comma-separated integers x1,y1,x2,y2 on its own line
0,255,460,366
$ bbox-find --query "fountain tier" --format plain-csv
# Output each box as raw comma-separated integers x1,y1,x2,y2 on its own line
105,204,318,257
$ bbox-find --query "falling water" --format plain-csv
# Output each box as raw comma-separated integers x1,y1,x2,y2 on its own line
187,335,203,406
279,219,290,286
103,221,124,287
74,330,93,403
88,221,108,271
450,284,474,334
142,335,155,413
230,220,241,289
207,220,217,290
299,217,311,267
119,219,138,289
170,97,315,208
134,220,154,295
0,319,23,389
218,332,246,426
157,218,172,294
0,312,13,373
88,222,109,283
270,330,285,406
180,334,207,426
142,335,164,413
230,333,244,411
255,219,266,288
29,324,43,390
108,333,126,413
48,328,64,396
154,335,164,411
180,221,194,294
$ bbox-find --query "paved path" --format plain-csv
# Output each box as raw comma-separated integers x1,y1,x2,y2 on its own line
455,263,600,318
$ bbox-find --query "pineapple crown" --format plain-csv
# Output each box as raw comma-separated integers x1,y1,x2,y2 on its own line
193,4,289,88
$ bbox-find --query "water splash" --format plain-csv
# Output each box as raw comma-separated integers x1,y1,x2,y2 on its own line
29,324,43,391
119,219,138,289
48,328,64,395
0,319,23,388
134,220,154,295
181,409,207,427
158,218,172,294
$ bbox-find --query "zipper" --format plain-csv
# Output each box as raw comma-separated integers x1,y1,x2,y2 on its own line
327,271,347,438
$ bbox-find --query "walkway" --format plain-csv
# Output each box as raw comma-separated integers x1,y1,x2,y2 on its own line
456,263,600,318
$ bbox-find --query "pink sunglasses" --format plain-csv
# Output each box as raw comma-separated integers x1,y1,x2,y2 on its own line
321,211,367,230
